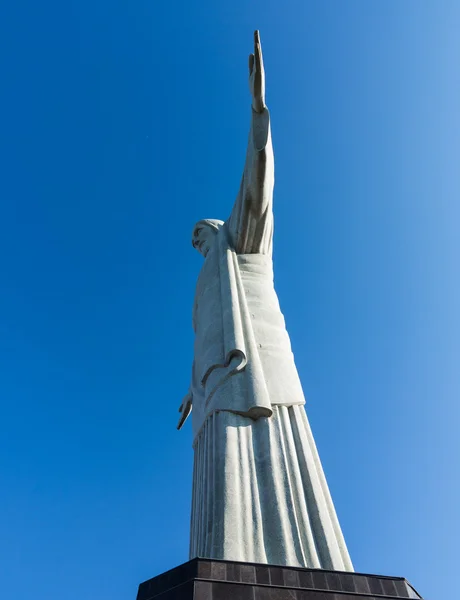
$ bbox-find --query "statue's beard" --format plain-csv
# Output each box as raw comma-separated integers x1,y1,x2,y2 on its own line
201,240,216,257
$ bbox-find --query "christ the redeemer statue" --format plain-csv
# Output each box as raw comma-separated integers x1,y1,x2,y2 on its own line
177,31,353,572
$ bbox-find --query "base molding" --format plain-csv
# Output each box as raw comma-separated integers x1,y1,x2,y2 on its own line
136,558,422,600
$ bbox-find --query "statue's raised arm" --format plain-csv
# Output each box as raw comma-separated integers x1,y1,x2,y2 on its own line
227,31,275,256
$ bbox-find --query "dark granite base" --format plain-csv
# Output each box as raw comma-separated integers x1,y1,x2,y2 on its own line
136,558,423,600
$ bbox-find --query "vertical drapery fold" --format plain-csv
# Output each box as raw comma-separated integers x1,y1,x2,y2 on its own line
189,406,353,571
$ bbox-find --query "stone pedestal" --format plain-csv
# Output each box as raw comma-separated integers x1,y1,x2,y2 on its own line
136,558,423,600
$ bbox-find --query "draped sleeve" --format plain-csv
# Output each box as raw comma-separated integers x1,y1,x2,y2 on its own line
226,107,274,256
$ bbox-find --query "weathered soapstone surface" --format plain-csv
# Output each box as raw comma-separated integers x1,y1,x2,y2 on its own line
177,31,353,571
136,558,423,600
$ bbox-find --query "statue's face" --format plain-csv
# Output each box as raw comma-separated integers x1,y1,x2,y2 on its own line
192,224,217,258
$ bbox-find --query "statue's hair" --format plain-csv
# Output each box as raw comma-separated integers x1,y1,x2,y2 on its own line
192,219,224,243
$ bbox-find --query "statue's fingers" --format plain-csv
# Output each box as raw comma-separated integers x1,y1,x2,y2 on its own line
254,31,264,74
249,53,255,75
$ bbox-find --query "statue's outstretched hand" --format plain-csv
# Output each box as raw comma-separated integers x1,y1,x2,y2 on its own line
249,30,266,113
177,391,192,430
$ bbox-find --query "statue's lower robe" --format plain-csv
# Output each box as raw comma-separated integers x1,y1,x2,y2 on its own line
189,405,353,571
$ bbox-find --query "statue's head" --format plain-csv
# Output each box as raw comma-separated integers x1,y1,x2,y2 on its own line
192,219,224,258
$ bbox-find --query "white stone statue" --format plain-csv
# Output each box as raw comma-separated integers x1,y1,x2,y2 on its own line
178,31,353,571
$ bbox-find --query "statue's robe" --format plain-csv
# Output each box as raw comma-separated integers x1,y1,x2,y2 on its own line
188,108,353,571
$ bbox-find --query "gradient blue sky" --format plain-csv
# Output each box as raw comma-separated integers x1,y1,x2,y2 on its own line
0,2,459,599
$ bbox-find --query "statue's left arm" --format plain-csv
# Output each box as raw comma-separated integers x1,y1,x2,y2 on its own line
227,31,275,255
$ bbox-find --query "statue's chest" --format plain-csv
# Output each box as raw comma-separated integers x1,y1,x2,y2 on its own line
193,247,221,333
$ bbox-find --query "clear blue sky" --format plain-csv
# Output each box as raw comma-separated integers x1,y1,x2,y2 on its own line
0,2,458,599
